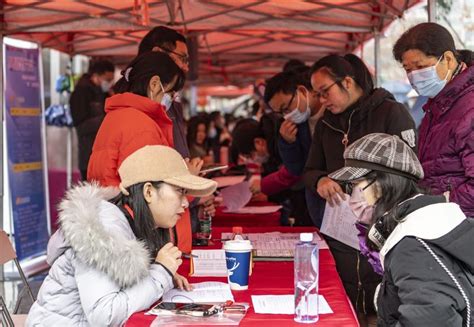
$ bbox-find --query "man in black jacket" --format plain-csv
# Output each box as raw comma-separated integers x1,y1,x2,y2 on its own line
70,60,114,180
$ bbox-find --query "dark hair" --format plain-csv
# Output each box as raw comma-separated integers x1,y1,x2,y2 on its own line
259,113,282,163
113,51,185,96
366,170,424,250
88,59,114,75
393,22,474,64
139,26,187,55
310,54,374,95
187,116,208,147
264,69,311,104
110,182,170,260
230,119,263,162
283,59,307,72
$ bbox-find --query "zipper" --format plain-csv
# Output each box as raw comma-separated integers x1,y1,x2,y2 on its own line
356,251,365,314
322,110,356,149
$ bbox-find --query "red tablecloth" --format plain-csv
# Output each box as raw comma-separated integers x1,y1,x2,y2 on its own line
213,201,281,228
126,227,359,327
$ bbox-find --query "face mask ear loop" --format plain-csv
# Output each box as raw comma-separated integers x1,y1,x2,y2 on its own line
436,55,451,81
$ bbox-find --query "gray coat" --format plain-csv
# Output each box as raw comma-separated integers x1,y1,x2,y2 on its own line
26,184,173,326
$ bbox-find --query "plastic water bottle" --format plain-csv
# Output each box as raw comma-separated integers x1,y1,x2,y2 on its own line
231,226,245,240
294,233,319,323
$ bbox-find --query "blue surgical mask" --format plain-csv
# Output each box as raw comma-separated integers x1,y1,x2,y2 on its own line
407,56,451,98
283,92,311,124
159,82,174,111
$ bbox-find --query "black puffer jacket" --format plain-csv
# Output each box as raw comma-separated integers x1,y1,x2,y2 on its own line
377,195,474,326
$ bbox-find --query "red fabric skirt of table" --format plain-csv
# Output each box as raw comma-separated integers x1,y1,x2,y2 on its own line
213,201,281,228
126,226,359,327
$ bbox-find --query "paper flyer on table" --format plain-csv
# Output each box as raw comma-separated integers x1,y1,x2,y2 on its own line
320,196,360,250
220,181,252,212
162,282,234,303
225,205,282,214
251,294,333,315
190,249,228,277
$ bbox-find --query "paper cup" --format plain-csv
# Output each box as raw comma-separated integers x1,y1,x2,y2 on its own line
223,240,252,290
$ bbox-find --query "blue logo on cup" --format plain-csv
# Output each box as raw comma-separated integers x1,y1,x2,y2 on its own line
225,251,250,290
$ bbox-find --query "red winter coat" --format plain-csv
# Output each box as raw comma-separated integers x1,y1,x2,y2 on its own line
418,64,474,217
88,92,192,252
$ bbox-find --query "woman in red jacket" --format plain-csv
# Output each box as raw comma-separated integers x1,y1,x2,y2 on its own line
87,51,194,252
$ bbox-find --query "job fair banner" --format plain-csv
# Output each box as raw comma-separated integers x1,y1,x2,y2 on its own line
4,44,49,260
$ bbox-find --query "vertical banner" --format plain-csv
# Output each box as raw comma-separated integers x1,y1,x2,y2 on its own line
4,44,49,260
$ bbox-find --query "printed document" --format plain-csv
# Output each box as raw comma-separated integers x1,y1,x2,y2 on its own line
162,282,234,303
320,196,360,250
190,249,228,277
220,181,252,212
251,294,333,315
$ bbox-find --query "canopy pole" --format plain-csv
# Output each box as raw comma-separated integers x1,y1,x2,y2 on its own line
374,30,381,88
0,32,4,285
190,83,198,116
427,0,437,22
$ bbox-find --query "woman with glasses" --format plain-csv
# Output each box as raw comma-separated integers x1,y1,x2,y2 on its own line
303,54,416,326
330,133,473,326
393,22,474,218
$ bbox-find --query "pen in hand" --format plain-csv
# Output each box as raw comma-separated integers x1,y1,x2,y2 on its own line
182,253,199,259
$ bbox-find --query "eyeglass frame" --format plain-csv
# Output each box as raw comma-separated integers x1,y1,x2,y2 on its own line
279,90,298,116
314,79,341,99
344,178,376,196
159,46,190,65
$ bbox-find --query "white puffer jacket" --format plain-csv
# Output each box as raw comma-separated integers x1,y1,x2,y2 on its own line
26,184,173,326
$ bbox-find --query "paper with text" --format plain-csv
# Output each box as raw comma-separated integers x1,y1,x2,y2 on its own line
190,249,227,277
162,282,234,303
320,197,360,250
220,181,252,212
251,294,333,315
221,232,329,257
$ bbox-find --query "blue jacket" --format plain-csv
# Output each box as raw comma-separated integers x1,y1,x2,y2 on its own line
278,121,325,228
278,121,312,176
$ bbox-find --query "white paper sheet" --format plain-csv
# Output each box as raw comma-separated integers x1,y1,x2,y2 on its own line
220,232,329,257
224,205,282,214
251,294,333,315
212,175,246,188
162,282,234,303
190,249,228,277
320,196,360,250
220,181,252,212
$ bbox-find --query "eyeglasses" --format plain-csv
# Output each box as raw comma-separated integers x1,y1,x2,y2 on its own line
280,91,297,115
314,80,339,99
159,47,190,65
345,178,376,196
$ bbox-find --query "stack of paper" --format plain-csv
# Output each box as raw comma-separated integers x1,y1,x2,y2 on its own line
162,282,234,303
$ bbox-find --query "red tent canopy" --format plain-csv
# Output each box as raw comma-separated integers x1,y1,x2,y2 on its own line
2,0,420,85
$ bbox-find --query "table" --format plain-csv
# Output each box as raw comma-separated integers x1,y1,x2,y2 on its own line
126,226,359,327
213,201,281,228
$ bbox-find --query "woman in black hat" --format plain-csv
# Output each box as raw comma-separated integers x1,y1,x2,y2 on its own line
330,133,473,327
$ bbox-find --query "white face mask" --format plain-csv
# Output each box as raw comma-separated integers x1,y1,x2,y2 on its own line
283,92,311,124
159,81,174,111
100,80,113,93
407,56,450,98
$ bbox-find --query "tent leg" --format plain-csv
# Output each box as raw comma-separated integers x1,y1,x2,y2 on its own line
374,31,381,88
428,0,437,22
0,34,5,285
66,127,72,188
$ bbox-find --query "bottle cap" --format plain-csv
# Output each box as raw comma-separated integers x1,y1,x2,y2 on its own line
232,226,243,234
300,233,313,242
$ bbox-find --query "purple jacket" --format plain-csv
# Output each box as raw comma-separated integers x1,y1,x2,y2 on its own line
418,64,474,217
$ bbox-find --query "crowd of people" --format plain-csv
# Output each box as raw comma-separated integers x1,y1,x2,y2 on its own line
26,21,473,326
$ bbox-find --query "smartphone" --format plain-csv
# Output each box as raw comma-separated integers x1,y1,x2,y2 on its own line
200,164,229,175
152,302,219,317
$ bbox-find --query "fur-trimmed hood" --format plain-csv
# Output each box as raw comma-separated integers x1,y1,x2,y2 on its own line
49,183,151,288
